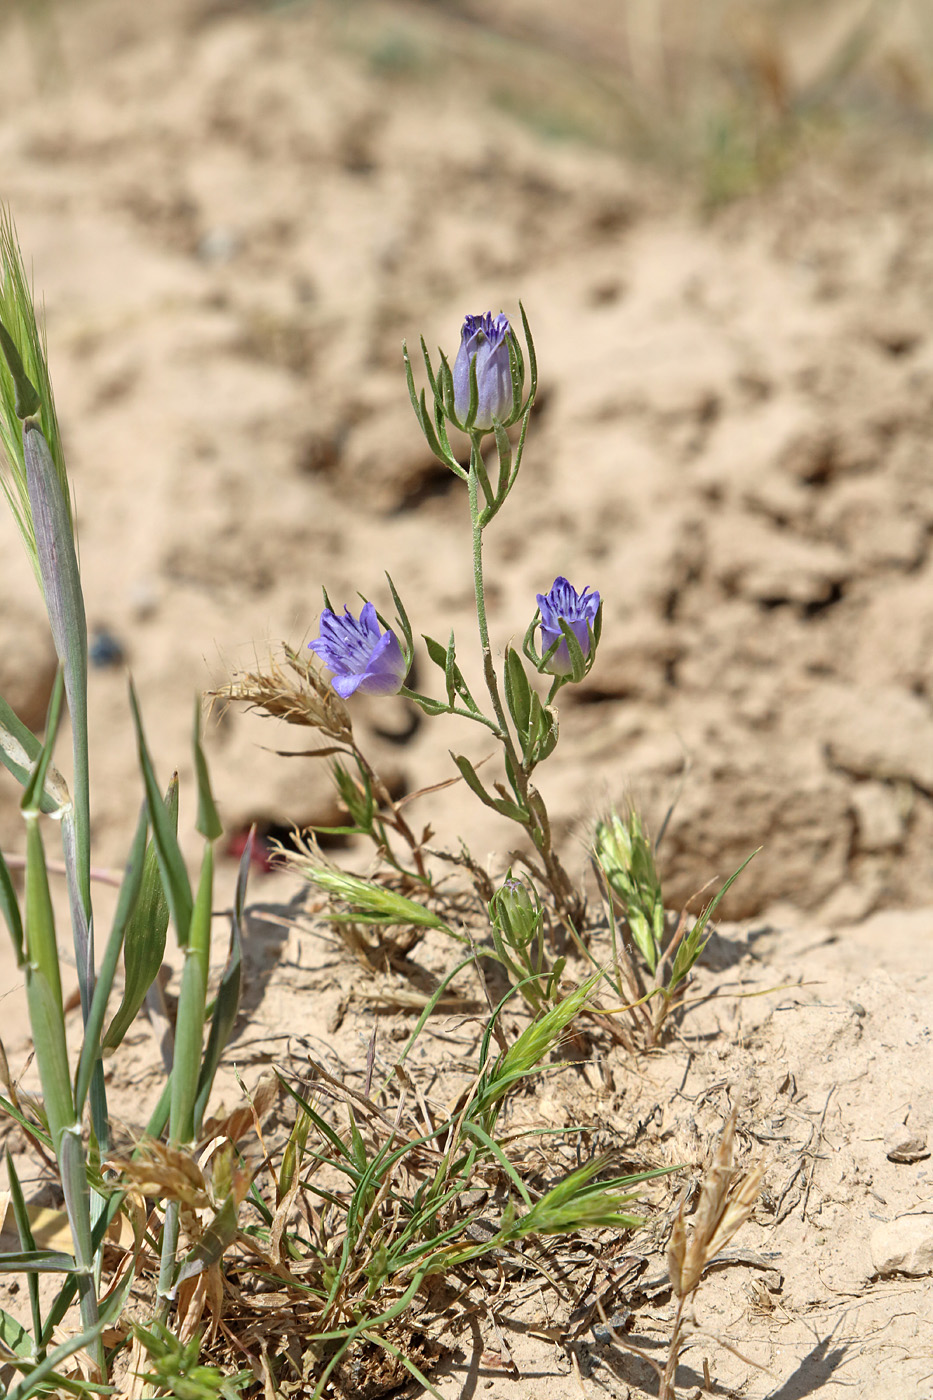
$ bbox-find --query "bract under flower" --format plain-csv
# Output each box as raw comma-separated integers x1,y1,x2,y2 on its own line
453,312,513,430
537,576,600,676
309,601,408,698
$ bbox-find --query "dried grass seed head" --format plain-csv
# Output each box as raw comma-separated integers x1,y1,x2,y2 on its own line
668,1110,766,1297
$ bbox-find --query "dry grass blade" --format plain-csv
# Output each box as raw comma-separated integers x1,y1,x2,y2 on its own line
662,1110,766,1399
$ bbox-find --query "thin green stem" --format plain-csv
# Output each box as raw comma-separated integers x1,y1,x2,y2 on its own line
468,443,517,762
399,689,503,737
467,438,581,923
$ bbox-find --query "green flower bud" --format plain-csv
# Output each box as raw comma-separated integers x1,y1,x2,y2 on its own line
489,873,543,952
594,808,666,973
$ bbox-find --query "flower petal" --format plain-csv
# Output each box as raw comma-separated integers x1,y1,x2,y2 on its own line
357,629,408,696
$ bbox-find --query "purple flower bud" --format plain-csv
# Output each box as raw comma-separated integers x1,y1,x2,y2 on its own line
536,577,600,676
453,312,513,430
309,601,408,698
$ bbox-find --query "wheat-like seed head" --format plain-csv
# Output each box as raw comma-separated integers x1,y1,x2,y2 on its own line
207,644,353,743
667,1110,766,1297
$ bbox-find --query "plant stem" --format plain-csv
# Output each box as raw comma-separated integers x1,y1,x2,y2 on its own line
467,440,581,924
353,747,428,881
659,1293,688,1399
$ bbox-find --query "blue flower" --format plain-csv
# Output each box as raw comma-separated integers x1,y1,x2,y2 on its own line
453,312,513,430
309,601,408,698
536,577,600,676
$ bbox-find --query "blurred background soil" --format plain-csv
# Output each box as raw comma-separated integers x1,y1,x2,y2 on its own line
6,0,933,921
2,4,933,1397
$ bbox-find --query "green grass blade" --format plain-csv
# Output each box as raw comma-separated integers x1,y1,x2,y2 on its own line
0,844,24,965
4,1152,42,1347
0,694,68,815
23,421,91,951
0,208,69,584
274,1077,359,1174
75,804,149,1115
49,1130,100,1364
169,846,212,1145
194,831,249,1134
360,1333,444,1400
23,821,71,1150
20,668,64,818
129,683,192,945
193,699,221,842
0,1251,77,1273
0,1094,51,1149
5,1316,108,1400
103,778,177,1053
0,1302,34,1363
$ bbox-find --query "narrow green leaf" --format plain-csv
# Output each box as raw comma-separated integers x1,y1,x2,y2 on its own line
422,633,447,672
492,418,512,500
668,849,759,990
384,571,414,659
23,963,72,1155
519,301,537,404
0,208,70,585
557,617,588,683
443,631,459,707
422,631,480,709
103,778,176,1053
503,647,532,742
193,700,222,842
4,1152,42,1347
57,1127,98,1346
194,830,249,1134
20,669,64,817
75,804,149,1113
0,695,68,815
0,846,24,965
5,1316,108,1400
450,752,529,824
450,752,499,812
0,1093,51,1149
0,1251,77,1274
169,846,212,1145
129,683,192,945
0,1302,33,1361
23,420,90,914
275,1075,359,1173
419,336,438,397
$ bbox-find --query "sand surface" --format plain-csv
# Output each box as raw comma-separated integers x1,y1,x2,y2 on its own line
0,2,932,1396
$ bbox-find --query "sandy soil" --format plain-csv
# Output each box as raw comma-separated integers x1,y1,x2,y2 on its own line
0,1,932,1396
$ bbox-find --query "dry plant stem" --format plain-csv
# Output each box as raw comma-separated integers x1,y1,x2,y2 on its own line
659,1294,688,1400
351,745,428,881
0,851,122,886
664,1111,766,1399
467,446,580,924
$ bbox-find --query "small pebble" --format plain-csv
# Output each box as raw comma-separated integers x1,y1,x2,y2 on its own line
885,1122,929,1163
197,226,240,263
870,1213,933,1277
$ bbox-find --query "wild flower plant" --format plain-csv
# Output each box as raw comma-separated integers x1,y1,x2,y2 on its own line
223,307,603,934
0,220,673,1400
